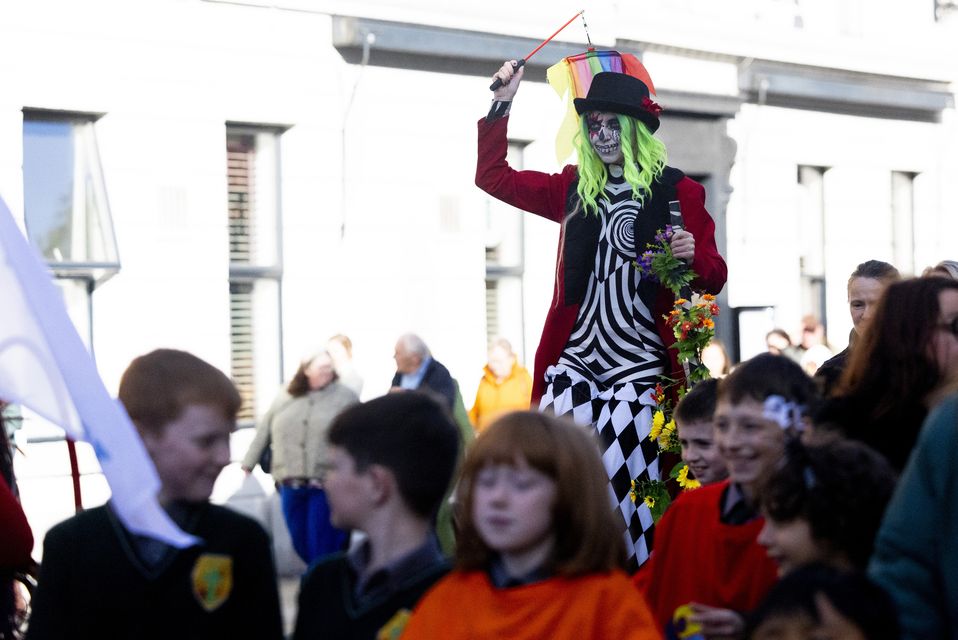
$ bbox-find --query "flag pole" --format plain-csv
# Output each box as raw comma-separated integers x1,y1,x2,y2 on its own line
66,438,82,511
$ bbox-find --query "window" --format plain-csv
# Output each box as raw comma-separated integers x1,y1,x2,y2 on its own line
226,125,284,424
484,141,527,362
891,171,916,275
22,110,119,283
797,165,828,335
18,110,115,474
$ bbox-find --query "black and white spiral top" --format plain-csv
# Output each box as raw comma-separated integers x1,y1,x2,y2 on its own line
556,167,665,388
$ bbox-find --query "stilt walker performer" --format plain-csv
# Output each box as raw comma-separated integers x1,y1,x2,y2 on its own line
476,53,727,568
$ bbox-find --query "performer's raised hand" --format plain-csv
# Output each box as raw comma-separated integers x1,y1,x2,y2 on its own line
493,60,524,101
670,228,696,262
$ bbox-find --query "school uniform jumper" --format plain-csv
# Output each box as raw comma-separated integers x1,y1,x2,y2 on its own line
26,503,283,640
636,481,778,634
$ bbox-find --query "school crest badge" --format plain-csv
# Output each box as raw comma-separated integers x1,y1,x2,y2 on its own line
191,554,233,612
376,608,411,640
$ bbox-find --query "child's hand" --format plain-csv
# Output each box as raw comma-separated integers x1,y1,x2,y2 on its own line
687,603,745,639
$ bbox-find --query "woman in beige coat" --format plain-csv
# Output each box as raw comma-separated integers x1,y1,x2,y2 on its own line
242,351,357,564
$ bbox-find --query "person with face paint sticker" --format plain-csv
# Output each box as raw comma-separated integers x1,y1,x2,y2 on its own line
477,59,727,569
637,354,817,637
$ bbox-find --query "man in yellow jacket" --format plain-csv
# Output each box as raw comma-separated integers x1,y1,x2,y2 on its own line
468,338,533,433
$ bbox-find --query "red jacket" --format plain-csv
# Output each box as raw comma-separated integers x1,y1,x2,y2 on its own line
636,481,779,631
476,116,727,403
0,475,33,569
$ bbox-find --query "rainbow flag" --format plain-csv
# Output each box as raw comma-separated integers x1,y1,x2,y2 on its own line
547,50,656,164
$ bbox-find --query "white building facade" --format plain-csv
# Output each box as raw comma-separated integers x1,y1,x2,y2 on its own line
2,0,956,536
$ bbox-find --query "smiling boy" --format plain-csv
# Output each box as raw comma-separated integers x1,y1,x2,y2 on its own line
674,378,727,486
637,354,818,637
27,349,283,640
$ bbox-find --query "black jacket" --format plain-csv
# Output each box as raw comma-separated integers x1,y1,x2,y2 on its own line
294,552,449,640
27,503,282,640
391,359,457,409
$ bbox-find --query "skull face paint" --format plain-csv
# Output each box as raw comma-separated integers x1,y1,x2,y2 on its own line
586,112,624,164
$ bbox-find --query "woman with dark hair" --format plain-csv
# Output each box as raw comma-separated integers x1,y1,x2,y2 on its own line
817,277,958,470
241,351,358,564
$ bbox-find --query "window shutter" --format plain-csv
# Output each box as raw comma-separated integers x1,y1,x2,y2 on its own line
227,134,257,421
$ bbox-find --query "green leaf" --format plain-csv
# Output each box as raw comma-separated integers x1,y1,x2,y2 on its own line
650,494,671,522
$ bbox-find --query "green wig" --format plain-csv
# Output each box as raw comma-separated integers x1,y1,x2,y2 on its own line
573,113,667,216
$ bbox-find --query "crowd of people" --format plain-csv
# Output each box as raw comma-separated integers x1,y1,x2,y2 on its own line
2,55,958,640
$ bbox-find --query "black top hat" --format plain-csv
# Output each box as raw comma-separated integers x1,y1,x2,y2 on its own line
574,72,661,133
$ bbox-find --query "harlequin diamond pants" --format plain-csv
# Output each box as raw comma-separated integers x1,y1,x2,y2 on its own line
539,366,660,570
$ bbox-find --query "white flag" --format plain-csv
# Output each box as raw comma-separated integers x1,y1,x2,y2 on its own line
0,195,197,547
